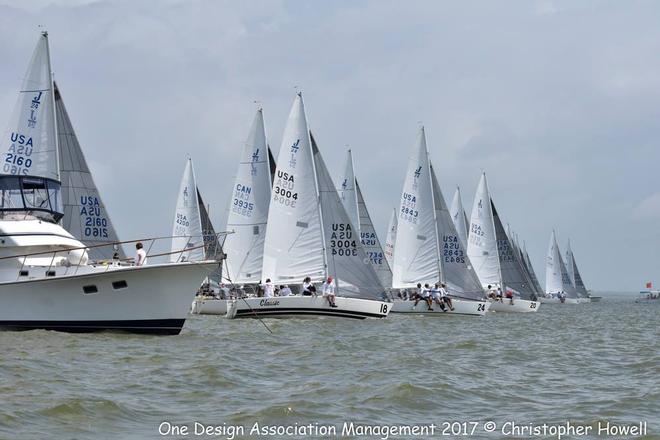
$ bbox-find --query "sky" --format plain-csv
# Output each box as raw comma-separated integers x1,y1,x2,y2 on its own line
0,0,658,291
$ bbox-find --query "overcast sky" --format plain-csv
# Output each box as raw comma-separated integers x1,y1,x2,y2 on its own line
1,0,658,291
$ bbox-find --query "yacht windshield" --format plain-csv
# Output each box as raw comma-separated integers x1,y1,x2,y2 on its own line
0,175,63,222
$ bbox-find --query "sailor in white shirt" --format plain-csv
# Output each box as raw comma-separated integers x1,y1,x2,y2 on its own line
135,242,147,266
440,283,454,311
321,276,338,307
279,285,292,297
430,283,444,309
263,279,275,298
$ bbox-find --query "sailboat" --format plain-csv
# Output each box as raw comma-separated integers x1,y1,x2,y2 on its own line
384,208,397,270
565,239,590,303
390,127,489,316
339,149,392,289
193,109,274,315
467,173,540,312
227,93,390,319
55,83,124,260
543,230,579,304
0,32,216,334
449,186,470,249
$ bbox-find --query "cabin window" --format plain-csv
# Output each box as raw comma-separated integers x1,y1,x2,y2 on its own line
253,226,260,235
19,270,28,277
82,285,98,294
46,271,56,277
112,280,128,290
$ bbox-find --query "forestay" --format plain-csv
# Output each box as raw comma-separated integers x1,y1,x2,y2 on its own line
392,127,440,288
223,109,272,283
467,173,500,287
170,158,204,262
312,135,384,299
492,201,536,300
56,83,124,260
261,94,325,283
384,208,397,269
430,166,484,300
450,186,470,249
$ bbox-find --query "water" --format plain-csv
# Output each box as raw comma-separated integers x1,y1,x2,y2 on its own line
1,295,658,439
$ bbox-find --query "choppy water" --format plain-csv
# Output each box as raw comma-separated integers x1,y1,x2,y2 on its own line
1,294,658,440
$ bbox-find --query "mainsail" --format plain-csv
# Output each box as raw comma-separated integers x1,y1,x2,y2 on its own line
467,173,500,287
223,109,272,284
430,165,484,299
384,208,397,270
450,186,469,249
197,189,221,260
0,32,62,222
566,239,588,297
170,158,204,262
339,149,393,288
56,83,124,259
523,245,544,294
261,94,325,283
392,127,440,288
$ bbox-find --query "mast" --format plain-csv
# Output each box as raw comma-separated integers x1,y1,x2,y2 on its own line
304,99,328,280
423,130,444,284
44,31,60,184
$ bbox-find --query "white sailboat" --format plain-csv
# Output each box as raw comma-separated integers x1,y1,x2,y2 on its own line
227,93,390,319
193,109,274,315
56,83,124,260
565,239,590,303
390,127,488,316
449,186,470,249
543,230,579,304
170,158,206,263
0,33,215,334
467,173,540,312
384,208,397,270
339,149,392,288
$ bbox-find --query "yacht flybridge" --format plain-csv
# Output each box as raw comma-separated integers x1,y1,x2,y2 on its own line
0,32,215,334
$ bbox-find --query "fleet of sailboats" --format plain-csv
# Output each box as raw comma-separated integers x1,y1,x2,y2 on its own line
0,31,598,334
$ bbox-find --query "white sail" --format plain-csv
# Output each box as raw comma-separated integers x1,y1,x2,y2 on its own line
338,149,359,232
170,158,204,262
430,165,484,299
223,109,272,284
467,173,500,287
339,149,392,288
56,83,124,260
384,208,397,270
492,201,536,299
392,127,441,288
450,186,469,249
312,134,384,299
1,32,58,181
261,94,325,283
566,240,588,297
545,231,576,296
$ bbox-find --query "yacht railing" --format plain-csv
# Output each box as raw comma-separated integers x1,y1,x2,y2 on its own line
0,233,231,281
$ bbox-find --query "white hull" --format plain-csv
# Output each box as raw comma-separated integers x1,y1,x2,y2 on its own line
488,298,540,313
390,298,489,316
191,297,229,315
0,262,215,334
226,295,390,319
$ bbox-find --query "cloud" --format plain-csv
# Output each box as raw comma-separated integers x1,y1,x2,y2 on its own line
633,193,660,221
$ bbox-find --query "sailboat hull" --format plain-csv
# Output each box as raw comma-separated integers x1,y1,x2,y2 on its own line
0,262,215,335
390,298,490,316
226,296,390,319
488,299,540,313
191,297,229,315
